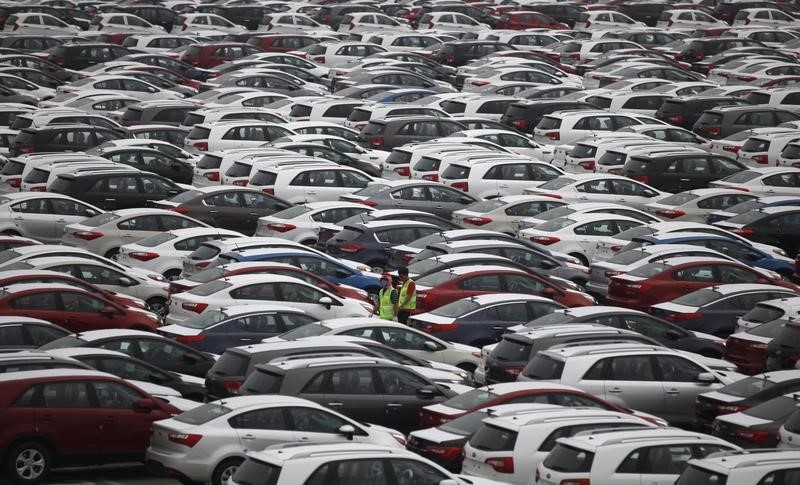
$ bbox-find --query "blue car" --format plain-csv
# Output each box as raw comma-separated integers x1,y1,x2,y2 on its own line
217,248,382,293
630,232,795,275
368,88,438,104
707,196,800,223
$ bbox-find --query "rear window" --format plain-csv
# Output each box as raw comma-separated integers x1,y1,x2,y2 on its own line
746,92,770,105
697,112,723,125
658,192,700,206
122,108,143,122
522,354,564,380
744,395,798,420
180,309,229,329
137,233,177,247
231,458,280,485
386,149,411,165
187,126,211,140
492,337,532,362
675,465,728,485
10,117,32,130
2,160,24,175
742,304,784,324
250,170,277,186
211,350,250,376
334,227,365,242
226,162,252,177
347,108,371,122
628,262,671,278
37,335,86,350
441,164,470,180
465,199,505,213
361,121,385,136
24,168,50,184
537,116,561,130
182,112,205,127
719,376,776,399
469,424,518,451
784,408,800,433
672,289,723,307
272,205,312,220
187,280,232,297
82,212,120,227
174,403,232,424
197,154,222,169
431,299,481,318
440,410,489,436
443,388,499,411
741,138,769,153
353,183,389,197
586,96,611,109
538,177,575,190
597,150,626,167
782,144,800,159
570,144,596,159
722,170,760,184
772,322,800,348
242,367,284,394
543,443,594,473
414,156,440,172
168,190,201,204
442,101,466,114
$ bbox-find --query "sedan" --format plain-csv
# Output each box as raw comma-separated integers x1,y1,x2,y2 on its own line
150,187,292,235
340,181,478,219
255,202,373,245
58,75,184,101
712,393,799,448
524,173,668,210
0,193,102,244
710,167,800,197
714,206,800,259
450,196,567,234
643,189,758,223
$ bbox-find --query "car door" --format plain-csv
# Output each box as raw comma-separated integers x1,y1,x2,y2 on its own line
90,379,167,453
670,264,718,300
653,354,715,425
208,312,284,348
427,185,475,218
52,262,133,299
610,179,662,209
292,169,341,202
115,214,162,246
56,290,116,332
572,219,622,258
199,191,246,231
31,380,103,455
369,325,452,364
376,366,442,433
483,301,533,339
758,211,800,256
137,174,179,205
241,191,289,231
47,197,100,240
573,178,617,204
287,406,370,445
599,355,666,417
318,367,387,425
8,197,56,242
273,281,344,319
227,406,297,451
614,444,694,485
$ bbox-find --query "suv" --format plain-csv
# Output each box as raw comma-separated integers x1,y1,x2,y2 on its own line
119,100,198,127
326,220,440,269
345,104,450,131
622,150,746,192
360,116,465,150
184,120,294,153
237,355,456,433
251,164,373,204
10,124,124,156
737,296,800,331
47,42,132,70
656,96,752,129
10,109,126,134
678,449,800,485
693,105,800,139
441,159,563,199
533,110,643,144
49,169,184,210
431,40,515,67
523,342,742,426
0,369,177,484
536,428,739,485
484,324,660,384
500,100,596,134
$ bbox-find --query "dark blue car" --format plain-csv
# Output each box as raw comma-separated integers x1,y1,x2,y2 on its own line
707,196,800,223
326,220,441,270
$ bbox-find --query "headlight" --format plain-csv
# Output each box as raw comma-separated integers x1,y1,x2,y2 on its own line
359,302,373,313
565,257,580,265
148,274,166,282
774,248,787,256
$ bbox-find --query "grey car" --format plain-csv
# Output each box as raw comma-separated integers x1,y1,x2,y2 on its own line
0,193,102,244
359,116,466,150
339,180,478,219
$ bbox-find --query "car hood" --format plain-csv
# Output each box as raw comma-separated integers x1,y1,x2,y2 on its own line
715,410,772,428
700,390,743,404
422,402,464,417
159,323,201,336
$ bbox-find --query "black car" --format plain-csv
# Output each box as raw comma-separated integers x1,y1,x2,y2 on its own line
118,100,199,127
766,320,800,371
0,319,69,352
500,100,596,133
714,206,800,258
360,116,465,150
486,326,659,384
673,37,766,64
693,105,800,140
517,3,586,27
119,53,210,81
47,42,132,70
215,5,276,30
237,357,456,434
49,169,184,210
0,34,64,53
327,221,441,269
88,146,193,184
204,340,382,400
316,210,462,249
695,371,800,432
431,41,515,67
38,331,216,378
10,124,124,157
656,95,752,129
622,150,747,192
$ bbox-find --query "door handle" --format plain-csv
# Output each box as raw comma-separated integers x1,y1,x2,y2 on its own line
666,389,680,395
239,338,254,342
12,216,23,220
248,212,259,216
608,387,623,394
208,210,218,214
104,198,116,201
299,436,310,441
386,402,402,408
56,218,66,223
242,434,255,440
327,402,343,407
492,326,505,330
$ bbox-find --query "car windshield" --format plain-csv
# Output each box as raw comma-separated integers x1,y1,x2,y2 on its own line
463,199,505,213
136,233,178,248
179,309,230,330
628,262,671,278
272,205,313,219
187,280,232,297
719,376,777,399
408,232,446,250
417,270,458,287
725,210,769,225
535,206,575,221
430,299,481,318
671,289,723,307
721,170,760,184
527,311,573,326
81,212,120,227
173,403,232,424
744,395,799,420
442,388,498,411
187,266,228,283
439,409,490,436
608,249,650,265
279,323,330,340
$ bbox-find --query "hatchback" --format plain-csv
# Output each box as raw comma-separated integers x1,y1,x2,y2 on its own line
50,169,185,211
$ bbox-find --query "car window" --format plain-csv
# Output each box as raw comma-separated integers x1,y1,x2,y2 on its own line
92,380,143,408
288,406,349,433
459,274,502,291
503,274,545,294
656,355,706,382
378,327,433,351
377,367,428,394
118,215,160,231
278,283,328,304
327,368,377,394
137,339,190,363
717,264,759,284
673,265,715,282
388,459,448,485
608,355,655,381
41,381,91,408
60,292,107,312
229,407,289,430
9,292,58,310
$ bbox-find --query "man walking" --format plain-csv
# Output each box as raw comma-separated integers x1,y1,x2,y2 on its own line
394,266,416,324
373,273,398,320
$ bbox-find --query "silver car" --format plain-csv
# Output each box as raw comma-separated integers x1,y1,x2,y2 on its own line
0,193,102,244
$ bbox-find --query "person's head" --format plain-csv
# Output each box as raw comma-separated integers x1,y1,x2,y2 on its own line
398,266,409,281
380,273,392,288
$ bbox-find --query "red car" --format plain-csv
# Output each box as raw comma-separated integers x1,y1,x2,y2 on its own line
0,369,177,484
414,265,595,313
167,261,369,302
0,270,144,309
180,42,262,69
0,283,159,333
724,318,783,374
0,235,39,251
247,34,318,53
607,257,797,312
496,11,568,30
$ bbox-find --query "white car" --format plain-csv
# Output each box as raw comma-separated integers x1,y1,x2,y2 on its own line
89,13,165,33
61,208,209,259
447,129,553,160
117,227,243,280
451,196,567,234
737,296,800,331
733,7,800,27
643,189,758,223
575,10,647,31
740,131,800,167
656,9,727,30
183,120,295,154
0,193,102,244
259,12,329,33
175,13,245,34
678,449,800,484
164,274,373,325
338,12,411,34
419,11,490,31
273,134,389,166
270,317,483,370
3,12,81,35
147,395,405,485
255,201,373,244
58,75,183,101
0,72,55,100
520,212,645,265
710,167,800,196
441,159,564,199
524,173,668,210
301,42,389,68
516,202,659,231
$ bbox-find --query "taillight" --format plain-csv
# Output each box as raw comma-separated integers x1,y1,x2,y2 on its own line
421,174,438,182
266,23,273,30
737,75,756,83
223,380,242,393
312,55,325,63
485,457,514,474
471,80,490,87
716,404,747,414
128,252,159,261
12,22,18,30
511,119,526,130
578,160,595,171
627,282,652,293
420,322,459,333
568,52,581,61
7,178,21,188
394,166,410,177
171,207,189,214
751,155,768,165
667,114,684,125
348,22,355,30
665,312,702,322
504,365,524,377
424,445,462,461
193,141,208,151
732,228,754,236
232,179,248,186
446,54,456,63
168,433,202,447
530,235,560,245
204,171,219,181
175,334,206,344
707,126,721,137
18,147,34,154
401,253,414,262
339,242,364,253
181,24,187,31
463,216,492,226
667,19,673,27
560,480,590,485
266,223,296,233
735,429,771,445
604,271,622,278
73,230,103,240
584,21,591,28
632,175,649,184
451,181,468,192
263,188,275,195
368,136,384,148
30,186,45,192
656,209,685,219
540,193,562,199
544,131,560,141
97,22,103,29
181,302,208,313
723,145,741,154
359,199,378,207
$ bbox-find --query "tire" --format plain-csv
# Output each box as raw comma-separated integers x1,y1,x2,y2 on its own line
300,239,316,246
163,269,181,281
212,458,243,485
569,252,589,267
104,248,120,261
146,297,167,317
7,441,51,485
2,230,20,237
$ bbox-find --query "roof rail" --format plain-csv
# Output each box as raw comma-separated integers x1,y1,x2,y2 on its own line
572,425,653,437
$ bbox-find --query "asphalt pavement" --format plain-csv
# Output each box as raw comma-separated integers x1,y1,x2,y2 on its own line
0,464,180,485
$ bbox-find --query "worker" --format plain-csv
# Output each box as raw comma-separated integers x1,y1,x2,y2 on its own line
395,266,416,324
374,273,398,320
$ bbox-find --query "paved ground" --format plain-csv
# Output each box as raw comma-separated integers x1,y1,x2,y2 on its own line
0,464,180,485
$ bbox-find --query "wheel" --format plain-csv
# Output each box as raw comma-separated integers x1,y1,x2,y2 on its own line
7,441,51,485
163,269,181,281
2,230,20,237
212,458,243,485
569,252,589,267
300,239,316,246
104,248,120,261
146,297,167,317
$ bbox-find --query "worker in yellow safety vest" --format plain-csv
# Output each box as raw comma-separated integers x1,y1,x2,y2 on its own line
394,266,416,325
373,273,398,320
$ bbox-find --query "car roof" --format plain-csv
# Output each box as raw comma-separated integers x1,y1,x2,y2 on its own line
67,329,161,342
0,368,115,384
686,449,800,474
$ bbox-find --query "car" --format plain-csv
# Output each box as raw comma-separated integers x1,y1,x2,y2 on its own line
340,180,479,219
146,395,406,485
725,317,787,375
0,316,69,352
360,116,466,150
655,95,752,130
515,202,659,231
88,146,194,184
440,159,564,199
714,206,800,257
500,100,596,134
61,208,208,259
765,319,800,371
450,196,568,235
780,410,800,450
676,449,800,485
644,189,757,223
0,369,177,485
696,370,800,433
693,105,800,140
0,193,103,244
710,167,800,197
163,274,373,325
326,220,441,270
535,427,739,485
607,256,795,313
149,186,291,235
737,296,800,332
50,169,187,211
712,392,800,448
255,202,373,245
10,124,124,157
297,41,388,68
622,152,748,193
707,195,800,224
183,120,295,154
524,174,668,211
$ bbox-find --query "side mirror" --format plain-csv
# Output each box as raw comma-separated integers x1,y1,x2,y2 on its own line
423,340,438,352
540,260,558,270
85,209,98,217
118,277,136,287
416,385,438,398
338,424,355,440
696,372,716,384
460,197,474,204
166,188,181,196
100,306,116,317
319,296,333,309
644,190,659,198
133,398,157,413
182,353,200,364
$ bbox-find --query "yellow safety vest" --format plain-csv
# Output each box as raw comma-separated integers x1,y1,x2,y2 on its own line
378,288,395,320
399,279,416,311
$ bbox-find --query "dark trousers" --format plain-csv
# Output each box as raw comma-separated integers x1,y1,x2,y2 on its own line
397,310,412,324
